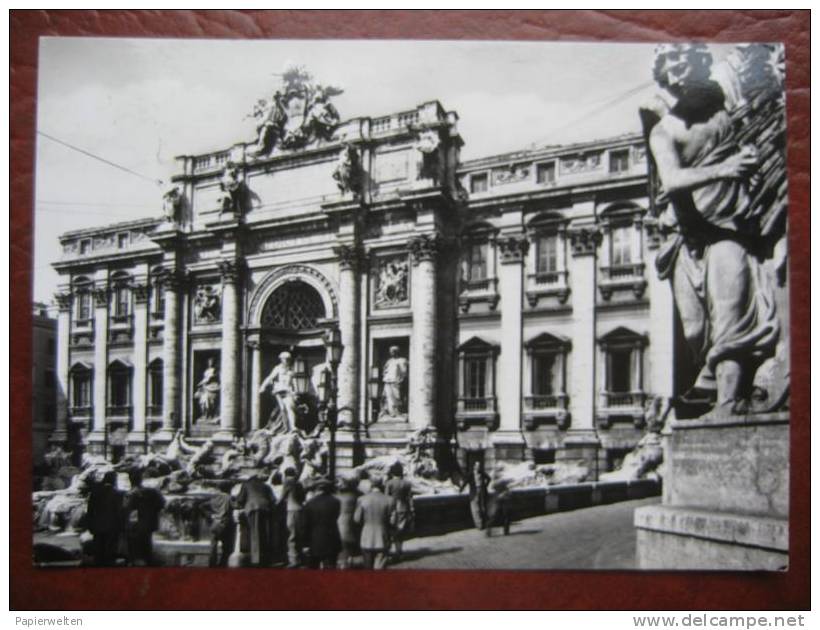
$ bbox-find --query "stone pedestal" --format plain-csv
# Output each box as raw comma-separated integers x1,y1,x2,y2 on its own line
635,413,789,570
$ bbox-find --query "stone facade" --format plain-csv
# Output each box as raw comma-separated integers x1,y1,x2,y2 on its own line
50,97,668,478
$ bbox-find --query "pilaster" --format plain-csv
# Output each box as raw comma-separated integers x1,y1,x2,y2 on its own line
563,213,602,469
52,290,72,444
497,232,528,432
91,283,109,438
131,280,149,439
247,338,262,432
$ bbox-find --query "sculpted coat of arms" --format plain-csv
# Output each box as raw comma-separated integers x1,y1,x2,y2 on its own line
249,66,343,156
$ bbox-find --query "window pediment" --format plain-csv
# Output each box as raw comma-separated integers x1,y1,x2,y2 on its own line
525,332,571,353
457,336,499,355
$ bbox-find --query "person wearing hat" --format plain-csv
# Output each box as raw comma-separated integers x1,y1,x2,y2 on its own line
301,477,342,569
259,351,298,433
354,476,394,570
234,473,276,567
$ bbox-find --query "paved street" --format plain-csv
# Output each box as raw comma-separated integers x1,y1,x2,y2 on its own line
392,496,659,570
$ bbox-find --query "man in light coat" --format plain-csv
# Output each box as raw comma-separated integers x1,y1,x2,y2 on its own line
353,477,394,570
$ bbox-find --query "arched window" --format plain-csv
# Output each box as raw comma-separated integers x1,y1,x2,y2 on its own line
261,281,326,331
109,271,132,322
458,223,499,313
72,277,93,326
526,212,569,306
598,204,647,301
147,358,164,418
150,267,166,319
69,362,93,417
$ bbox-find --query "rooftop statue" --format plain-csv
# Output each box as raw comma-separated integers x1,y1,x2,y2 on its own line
249,65,343,156
641,43,788,419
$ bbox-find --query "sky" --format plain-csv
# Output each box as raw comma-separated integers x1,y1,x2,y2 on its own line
32,38,734,304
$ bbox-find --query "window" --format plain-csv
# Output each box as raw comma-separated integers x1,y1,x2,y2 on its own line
536,161,556,184
75,291,91,322
464,357,487,400
261,281,326,331
107,361,132,417
69,364,93,413
598,326,647,417
611,225,632,265
117,232,129,248
535,234,558,274
456,337,499,429
470,173,488,194
113,286,131,318
609,349,632,393
465,242,487,282
44,369,55,389
609,149,630,173
523,332,571,429
151,281,165,317
47,338,56,357
79,239,91,255
148,359,163,416
532,353,557,396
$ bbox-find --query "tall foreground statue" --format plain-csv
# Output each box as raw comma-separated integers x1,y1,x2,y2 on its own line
643,43,788,418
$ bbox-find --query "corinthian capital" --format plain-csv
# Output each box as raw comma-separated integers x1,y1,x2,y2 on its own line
409,233,442,265
54,291,73,312
567,226,602,257
218,259,244,283
333,244,365,272
497,233,529,264
92,286,109,307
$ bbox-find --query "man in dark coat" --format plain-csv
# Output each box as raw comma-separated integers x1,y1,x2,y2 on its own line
234,474,276,567
301,477,342,569
123,468,166,566
385,463,414,562
354,477,394,570
85,471,124,566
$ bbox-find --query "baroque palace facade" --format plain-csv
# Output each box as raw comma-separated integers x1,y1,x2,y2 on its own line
50,81,673,478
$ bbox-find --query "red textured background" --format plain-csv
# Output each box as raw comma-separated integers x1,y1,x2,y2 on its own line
10,10,810,610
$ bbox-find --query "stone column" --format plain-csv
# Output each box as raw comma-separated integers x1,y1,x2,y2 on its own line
561,221,602,472
131,283,149,440
91,285,109,436
497,233,529,431
334,245,362,427
52,291,72,444
408,233,440,429
159,271,183,437
218,259,242,438
248,339,262,432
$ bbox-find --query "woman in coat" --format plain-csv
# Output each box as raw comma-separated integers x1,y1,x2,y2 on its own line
335,475,361,569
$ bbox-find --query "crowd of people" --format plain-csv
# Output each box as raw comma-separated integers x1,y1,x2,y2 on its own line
212,460,416,569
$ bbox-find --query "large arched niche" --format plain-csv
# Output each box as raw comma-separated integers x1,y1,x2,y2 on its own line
248,264,338,328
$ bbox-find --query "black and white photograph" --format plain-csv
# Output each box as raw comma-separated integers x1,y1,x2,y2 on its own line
30,37,790,572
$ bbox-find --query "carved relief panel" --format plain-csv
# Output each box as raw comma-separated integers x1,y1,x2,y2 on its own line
372,254,410,310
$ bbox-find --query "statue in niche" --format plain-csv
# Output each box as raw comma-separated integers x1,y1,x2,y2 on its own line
374,258,409,308
194,285,221,324
642,43,788,418
217,162,244,216
258,351,298,434
332,144,363,196
413,128,441,181
380,346,408,419
195,357,220,422
162,186,183,224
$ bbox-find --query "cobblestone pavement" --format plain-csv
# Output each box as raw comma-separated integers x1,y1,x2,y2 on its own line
390,496,660,570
